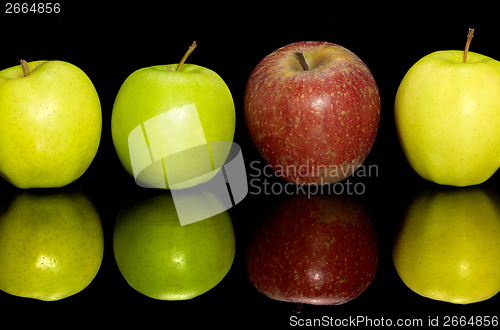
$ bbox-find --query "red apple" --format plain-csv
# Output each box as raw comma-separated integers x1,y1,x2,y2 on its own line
244,41,381,185
245,193,378,306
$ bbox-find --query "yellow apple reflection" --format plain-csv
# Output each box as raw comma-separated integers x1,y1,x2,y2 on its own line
392,185,500,304
0,190,104,301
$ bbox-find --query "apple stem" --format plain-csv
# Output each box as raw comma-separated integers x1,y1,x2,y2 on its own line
176,41,197,71
295,52,309,71
463,28,474,63
20,59,30,77
292,303,303,314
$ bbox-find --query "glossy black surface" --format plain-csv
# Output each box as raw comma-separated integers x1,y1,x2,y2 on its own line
1,4,499,327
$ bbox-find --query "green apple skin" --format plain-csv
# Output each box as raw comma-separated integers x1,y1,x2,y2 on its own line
394,51,500,186
0,190,104,301
393,186,500,304
113,192,235,300
0,60,102,189
111,63,235,189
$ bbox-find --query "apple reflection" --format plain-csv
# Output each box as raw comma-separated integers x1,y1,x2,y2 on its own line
0,189,104,301
245,192,378,306
113,189,235,300
392,185,500,304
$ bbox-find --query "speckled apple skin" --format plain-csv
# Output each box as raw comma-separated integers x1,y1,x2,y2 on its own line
0,61,102,189
245,193,378,305
244,41,380,185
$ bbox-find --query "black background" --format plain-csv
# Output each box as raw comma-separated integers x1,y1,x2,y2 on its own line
1,4,500,327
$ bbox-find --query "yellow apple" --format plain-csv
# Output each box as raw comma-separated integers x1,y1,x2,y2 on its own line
392,186,500,304
0,60,102,188
394,31,500,186
0,190,104,301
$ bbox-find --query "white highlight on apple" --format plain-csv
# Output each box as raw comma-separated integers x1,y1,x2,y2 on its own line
35,253,58,271
127,103,248,225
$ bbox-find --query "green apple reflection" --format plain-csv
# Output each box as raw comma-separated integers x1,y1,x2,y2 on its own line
0,190,104,301
393,185,500,304
113,190,235,300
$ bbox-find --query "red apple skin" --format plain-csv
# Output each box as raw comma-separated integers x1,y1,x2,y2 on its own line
245,193,378,305
244,41,381,185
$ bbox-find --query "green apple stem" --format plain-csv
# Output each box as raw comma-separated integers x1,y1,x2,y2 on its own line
295,52,309,71
20,59,30,77
176,41,197,71
463,28,474,63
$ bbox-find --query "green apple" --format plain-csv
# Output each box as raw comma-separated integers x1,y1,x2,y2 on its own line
394,29,500,186
0,60,102,188
392,186,500,304
111,42,235,189
113,191,235,300
0,190,104,301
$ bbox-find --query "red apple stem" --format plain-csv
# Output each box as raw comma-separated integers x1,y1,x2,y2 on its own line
463,28,474,63
176,41,197,71
292,303,303,314
20,59,30,77
295,52,309,71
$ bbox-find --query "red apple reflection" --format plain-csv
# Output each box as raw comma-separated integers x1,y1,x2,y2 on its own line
245,193,378,306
